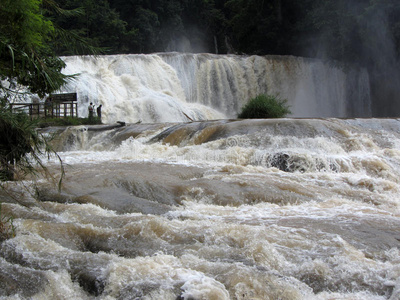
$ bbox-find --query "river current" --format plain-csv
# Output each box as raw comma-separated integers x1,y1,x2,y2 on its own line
1,118,399,299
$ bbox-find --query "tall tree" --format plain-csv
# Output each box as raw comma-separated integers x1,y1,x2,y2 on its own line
52,0,137,54
0,0,68,100
0,0,86,180
109,0,185,53
223,0,282,54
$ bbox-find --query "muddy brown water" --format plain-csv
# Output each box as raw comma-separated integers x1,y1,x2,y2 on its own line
1,118,400,299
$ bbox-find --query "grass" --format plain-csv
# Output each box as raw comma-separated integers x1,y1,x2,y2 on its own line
37,116,102,128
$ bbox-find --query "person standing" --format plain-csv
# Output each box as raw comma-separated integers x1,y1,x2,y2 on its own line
96,104,102,120
88,102,94,120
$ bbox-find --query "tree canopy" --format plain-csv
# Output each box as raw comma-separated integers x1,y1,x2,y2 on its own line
0,0,92,181
49,0,400,61
0,0,68,99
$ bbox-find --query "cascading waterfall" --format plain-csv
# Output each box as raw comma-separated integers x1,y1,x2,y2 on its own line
3,53,390,300
58,53,371,123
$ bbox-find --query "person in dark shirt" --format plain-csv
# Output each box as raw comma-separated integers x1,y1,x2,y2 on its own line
96,104,102,120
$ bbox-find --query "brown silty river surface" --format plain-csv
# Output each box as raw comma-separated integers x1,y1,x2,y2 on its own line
1,118,400,299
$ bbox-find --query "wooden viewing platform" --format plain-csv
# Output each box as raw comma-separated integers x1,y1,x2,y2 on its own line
10,93,78,119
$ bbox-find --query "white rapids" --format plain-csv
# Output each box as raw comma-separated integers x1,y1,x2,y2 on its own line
57,53,371,123
1,118,399,299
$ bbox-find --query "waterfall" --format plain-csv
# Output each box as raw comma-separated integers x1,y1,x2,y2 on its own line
58,53,371,123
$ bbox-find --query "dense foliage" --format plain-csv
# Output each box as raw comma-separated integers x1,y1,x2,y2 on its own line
0,111,39,180
49,0,400,59
0,0,96,181
0,0,58,180
0,0,69,99
238,94,291,119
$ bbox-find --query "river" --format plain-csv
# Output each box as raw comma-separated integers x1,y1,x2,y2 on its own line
1,118,399,299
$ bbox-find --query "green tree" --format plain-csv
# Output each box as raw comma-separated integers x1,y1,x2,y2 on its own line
109,0,185,53
0,0,82,181
0,0,69,99
51,0,137,54
223,0,288,54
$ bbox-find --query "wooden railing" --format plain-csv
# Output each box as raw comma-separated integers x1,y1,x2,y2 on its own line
10,93,78,119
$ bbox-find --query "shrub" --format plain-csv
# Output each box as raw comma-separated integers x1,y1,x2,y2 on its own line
0,111,42,181
0,110,64,182
238,94,291,119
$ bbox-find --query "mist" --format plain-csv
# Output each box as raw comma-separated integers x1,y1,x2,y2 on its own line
165,27,212,54
301,0,400,117
362,6,400,116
